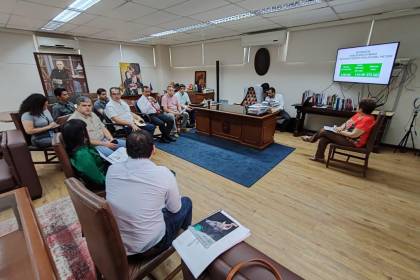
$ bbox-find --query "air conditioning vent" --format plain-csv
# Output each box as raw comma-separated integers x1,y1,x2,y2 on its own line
37,36,79,50
241,30,286,47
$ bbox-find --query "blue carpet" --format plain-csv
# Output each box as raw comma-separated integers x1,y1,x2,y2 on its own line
155,130,295,187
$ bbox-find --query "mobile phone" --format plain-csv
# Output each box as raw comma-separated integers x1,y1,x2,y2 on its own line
111,139,118,144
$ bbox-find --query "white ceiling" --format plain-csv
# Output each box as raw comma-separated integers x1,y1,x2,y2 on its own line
0,0,419,45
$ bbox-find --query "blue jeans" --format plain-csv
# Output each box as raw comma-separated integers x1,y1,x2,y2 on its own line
95,139,126,157
158,197,193,250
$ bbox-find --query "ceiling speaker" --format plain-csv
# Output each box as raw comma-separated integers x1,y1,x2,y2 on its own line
254,48,270,76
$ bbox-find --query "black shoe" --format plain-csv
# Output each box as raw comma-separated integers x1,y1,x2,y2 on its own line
159,137,170,143
165,136,177,142
186,124,195,128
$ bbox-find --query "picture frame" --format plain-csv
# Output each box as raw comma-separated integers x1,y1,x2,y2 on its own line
194,71,206,90
33,52,89,103
119,62,143,96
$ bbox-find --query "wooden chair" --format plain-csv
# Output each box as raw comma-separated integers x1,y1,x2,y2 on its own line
64,177,181,280
9,112,58,164
326,112,385,177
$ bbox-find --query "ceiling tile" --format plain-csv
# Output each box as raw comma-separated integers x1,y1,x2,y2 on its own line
159,17,204,30
87,16,127,29
166,0,229,16
7,14,46,29
271,7,338,27
99,2,157,21
189,4,247,22
132,11,180,26
69,25,106,35
0,13,10,25
132,0,188,10
68,13,97,25
0,0,18,14
23,0,74,9
235,0,290,10
12,1,63,20
222,16,280,31
86,0,127,15
56,22,79,32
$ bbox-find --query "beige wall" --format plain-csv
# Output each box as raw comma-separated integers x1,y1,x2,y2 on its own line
169,14,420,146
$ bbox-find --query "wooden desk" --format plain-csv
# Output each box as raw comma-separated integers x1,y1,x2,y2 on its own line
293,104,394,152
187,91,214,104
0,188,57,279
194,104,277,149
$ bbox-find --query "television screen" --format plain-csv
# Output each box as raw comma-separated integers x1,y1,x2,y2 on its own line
333,42,400,85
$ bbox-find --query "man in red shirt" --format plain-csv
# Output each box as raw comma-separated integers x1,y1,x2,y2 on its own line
301,98,377,162
161,85,189,134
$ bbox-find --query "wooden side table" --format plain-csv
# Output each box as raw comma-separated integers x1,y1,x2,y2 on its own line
0,188,58,279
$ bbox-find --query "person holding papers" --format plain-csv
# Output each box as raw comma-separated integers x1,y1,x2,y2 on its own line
69,96,126,157
106,130,192,257
62,119,107,189
301,98,376,162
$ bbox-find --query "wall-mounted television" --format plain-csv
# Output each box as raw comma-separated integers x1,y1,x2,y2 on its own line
333,42,400,85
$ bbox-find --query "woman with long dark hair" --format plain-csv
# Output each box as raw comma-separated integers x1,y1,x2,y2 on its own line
62,119,107,189
19,93,59,148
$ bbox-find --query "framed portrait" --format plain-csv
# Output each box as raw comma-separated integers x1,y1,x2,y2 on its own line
120,62,143,96
33,52,89,103
194,71,206,89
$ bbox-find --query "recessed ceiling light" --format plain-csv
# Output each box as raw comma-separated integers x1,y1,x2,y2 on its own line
133,0,321,41
41,0,101,31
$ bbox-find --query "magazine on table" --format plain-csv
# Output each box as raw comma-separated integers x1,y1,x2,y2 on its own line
98,147,128,164
172,210,251,278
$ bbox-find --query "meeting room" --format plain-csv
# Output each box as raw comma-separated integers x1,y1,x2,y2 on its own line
0,0,420,279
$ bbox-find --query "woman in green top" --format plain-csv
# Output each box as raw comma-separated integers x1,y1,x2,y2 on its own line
62,119,107,190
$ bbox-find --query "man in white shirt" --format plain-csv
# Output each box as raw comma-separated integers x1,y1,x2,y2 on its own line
105,87,155,135
175,84,195,127
265,87,284,110
106,130,192,256
69,96,125,157
136,86,175,143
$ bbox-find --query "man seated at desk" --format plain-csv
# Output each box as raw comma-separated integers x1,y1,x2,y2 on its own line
175,84,195,128
265,87,284,109
105,87,155,136
301,98,376,162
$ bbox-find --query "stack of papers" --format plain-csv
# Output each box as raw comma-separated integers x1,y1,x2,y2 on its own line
247,104,269,115
98,147,128,164
173,210,250,278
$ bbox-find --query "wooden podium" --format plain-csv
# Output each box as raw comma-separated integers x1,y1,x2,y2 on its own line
194,104,277,149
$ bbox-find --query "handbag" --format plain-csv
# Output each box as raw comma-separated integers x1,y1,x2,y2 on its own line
226,258,283,280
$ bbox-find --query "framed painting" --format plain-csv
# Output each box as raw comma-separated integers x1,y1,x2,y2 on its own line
33,52,89,103
194,71,206,90
119,62,143,96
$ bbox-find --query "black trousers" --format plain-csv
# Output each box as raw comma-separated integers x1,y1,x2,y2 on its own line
149,113,173,138
187,109,195,124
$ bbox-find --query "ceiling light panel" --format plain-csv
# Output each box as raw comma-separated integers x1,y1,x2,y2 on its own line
133,0,321,41
41,0,101,30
